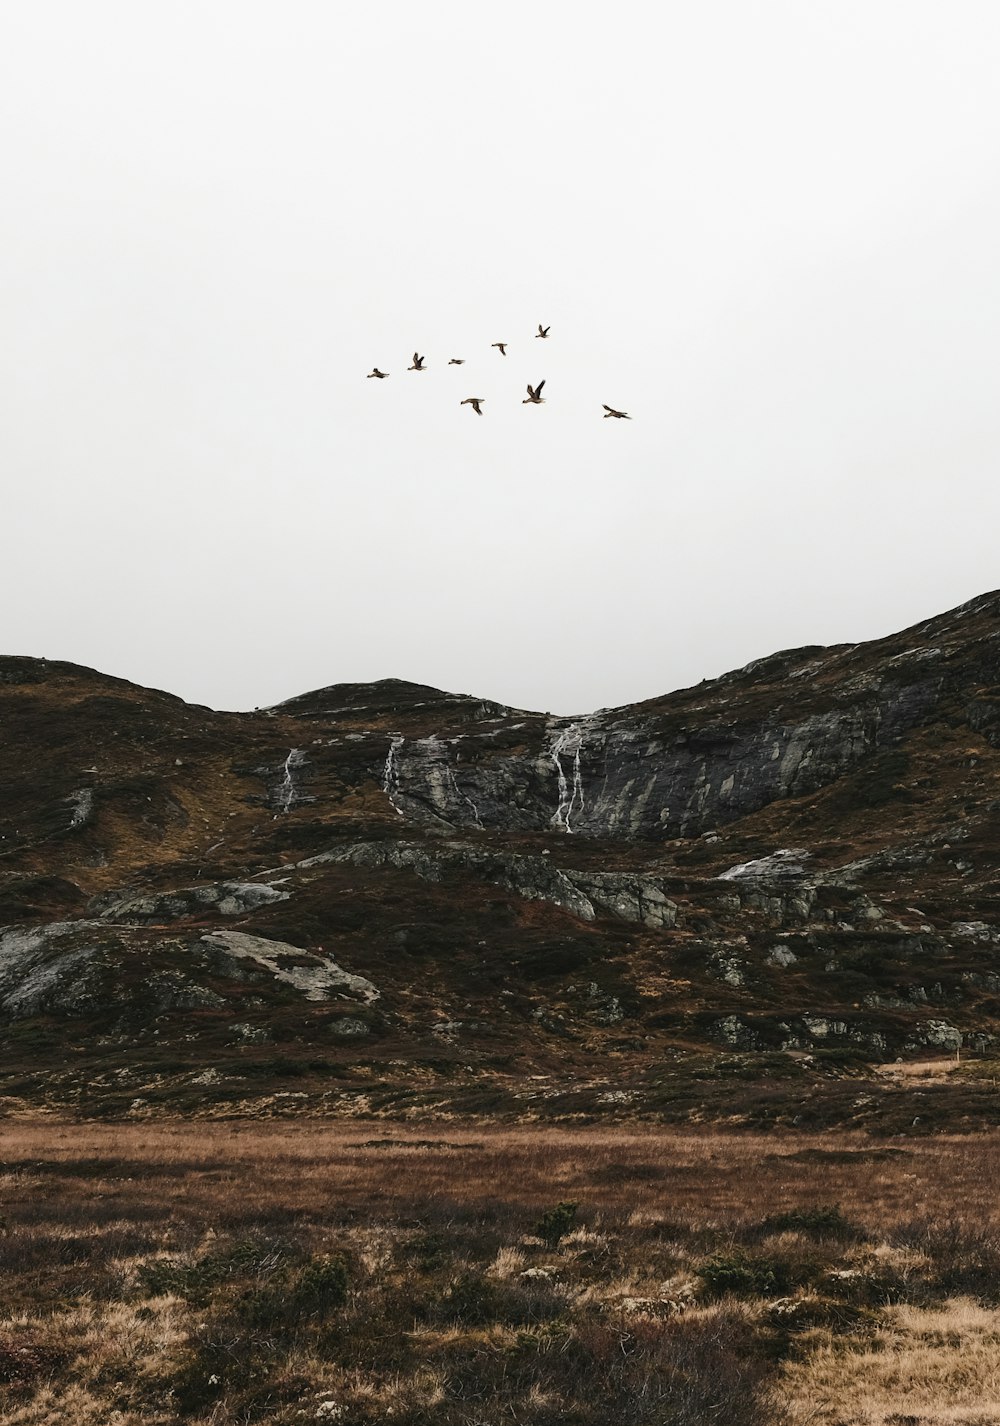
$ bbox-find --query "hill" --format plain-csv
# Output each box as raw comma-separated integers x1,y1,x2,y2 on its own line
3,591,1000,1128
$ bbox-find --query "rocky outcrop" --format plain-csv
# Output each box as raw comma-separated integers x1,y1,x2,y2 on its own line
718,850,813,881
305,840,678,930
0,923,101,1019
91,881,290,924
202,930,380,1003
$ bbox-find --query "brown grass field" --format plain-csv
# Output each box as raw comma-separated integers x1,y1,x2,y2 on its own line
3,1121,1000,1425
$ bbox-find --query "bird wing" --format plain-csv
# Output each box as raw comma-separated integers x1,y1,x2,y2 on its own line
536,380,545,395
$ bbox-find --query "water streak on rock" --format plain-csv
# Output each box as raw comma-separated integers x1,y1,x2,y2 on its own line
278,748,306,813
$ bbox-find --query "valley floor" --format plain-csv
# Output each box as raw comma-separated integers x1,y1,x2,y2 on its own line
2,1122,999,1425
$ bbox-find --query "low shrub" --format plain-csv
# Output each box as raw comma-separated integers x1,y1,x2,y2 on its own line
765,1294,876,1334
434,1272,565,1327
759,1204,860,1241
534,1201,579,1249
558,1310,786,1426
235,1254,348,1330
698,1249,823,1301
893,1216,1000,1304
164,1326,286,1417
139,1235,291,1305
698,1253,779,1299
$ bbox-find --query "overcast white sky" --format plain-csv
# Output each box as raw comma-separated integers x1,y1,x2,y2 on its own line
2,2,999,713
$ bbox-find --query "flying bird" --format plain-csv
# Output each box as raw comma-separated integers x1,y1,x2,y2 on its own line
536,325,550,338
461,397,485,415
602,404,631,419
491,342,508,356
366,367,389,379
408,353,426,371
523,381,546,404
448,358,465,365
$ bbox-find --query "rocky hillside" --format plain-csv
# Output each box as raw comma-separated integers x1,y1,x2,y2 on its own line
3,591,1000,1128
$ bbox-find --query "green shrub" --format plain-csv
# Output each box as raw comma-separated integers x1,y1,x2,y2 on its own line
139,1236,297,1307
223,1255,348,1331
760,1204,859,1241
699,1245,826,1301
140,1255,231,1305
698,1254,778,1299
289,1254,348,1319
534,1201,578,1249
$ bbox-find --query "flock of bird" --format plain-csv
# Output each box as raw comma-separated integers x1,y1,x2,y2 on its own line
366,324,631,419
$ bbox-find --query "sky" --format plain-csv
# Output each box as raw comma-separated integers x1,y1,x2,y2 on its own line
2,1,999,714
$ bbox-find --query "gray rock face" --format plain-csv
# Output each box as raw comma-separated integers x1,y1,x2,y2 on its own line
0,923,100,1019
376,676,943,841
229,1021,272,1043
0,922,259,1021
706,878,819,927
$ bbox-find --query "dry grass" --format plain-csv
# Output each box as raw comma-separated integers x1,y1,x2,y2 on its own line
3,1120,1000,1228
2,1121,1000,1424
784,1299,1000,1425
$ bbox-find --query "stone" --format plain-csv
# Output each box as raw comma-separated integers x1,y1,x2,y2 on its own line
328,1017,370,1038
718,849,812,881
202,931,379,1003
